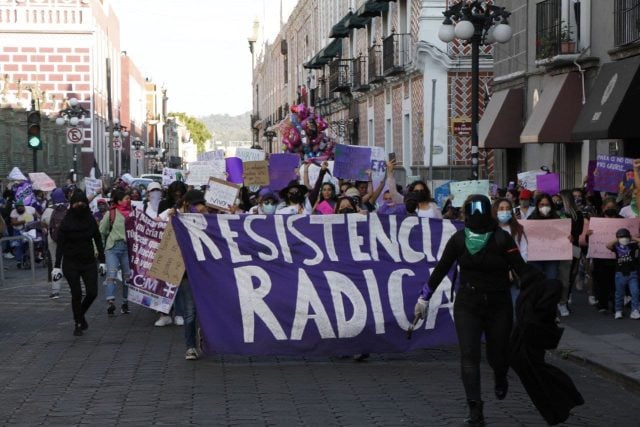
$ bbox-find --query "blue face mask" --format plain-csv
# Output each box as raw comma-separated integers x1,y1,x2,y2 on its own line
497,210,512,224
262,203,276,215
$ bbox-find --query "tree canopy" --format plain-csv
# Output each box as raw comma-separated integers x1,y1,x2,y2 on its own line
170,112,212,153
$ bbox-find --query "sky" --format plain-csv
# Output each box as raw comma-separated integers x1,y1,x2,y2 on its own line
109,0,296,118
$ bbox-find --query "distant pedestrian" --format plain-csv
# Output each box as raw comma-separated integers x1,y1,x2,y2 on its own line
606,228,640,320
52,190,105,336
41,188,68,299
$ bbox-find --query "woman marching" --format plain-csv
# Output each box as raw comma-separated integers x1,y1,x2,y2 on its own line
51,190,105,336
413,195,528,426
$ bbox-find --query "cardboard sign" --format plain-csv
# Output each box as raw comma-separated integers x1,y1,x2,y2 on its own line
162,168,185,187
235,147,266,162
205,177,240,211
449,180,490,207
587,217,640,259
186,161,225,186
333,144,372,181
243,160,269,186
84,177,103,197
28,172,56,192
594,155,634,193
536,173,560,195
520,219,573,261
197,150,225,161
517,170,546,190
148,220,186,286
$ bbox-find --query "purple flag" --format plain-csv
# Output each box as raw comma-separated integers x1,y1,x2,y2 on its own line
585,160,596,193
268,153,300,190
171,214,462,357
536,173,560,195
594,155,634,193
333,144,372,181
225,157,244,184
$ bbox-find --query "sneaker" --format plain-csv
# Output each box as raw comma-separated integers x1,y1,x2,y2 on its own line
73,324,83,336
353,353,370,362
154,315,173,327
615,311,623,320
631,310,640,320
107,301,116,316
49,292,60,299
121,303,129,314
558,304,570,317
588,296,599,306
174,315,184,326
3,252,14,259
185,348,199,360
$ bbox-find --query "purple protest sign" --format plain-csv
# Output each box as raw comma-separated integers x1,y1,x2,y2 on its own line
594,155,634,193
333,144,372,181
268,153,300,190
225,157,244,184
171,214,462,357
586,160,596,193
125,210,179,313
536,173,560,195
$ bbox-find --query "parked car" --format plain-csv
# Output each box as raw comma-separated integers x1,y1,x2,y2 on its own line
139,174,163,184
130,178,154,192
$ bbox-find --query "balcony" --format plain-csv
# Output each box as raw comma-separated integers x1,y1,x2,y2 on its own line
328,58,352,93
351,56,370,92
368,44,385,84
614,0,640,47
535,0,577,59
383,32,412,76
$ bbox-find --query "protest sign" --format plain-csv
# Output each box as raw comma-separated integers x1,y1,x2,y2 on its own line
449,180,490,207
235,147,266,162
594,155,634,193
520,219,573,261
517,170,546,190
7,166,27,181
14,181,34,205
126,210,180,313
197,150,225,162
84,177,103,197
204,177,240,210
333,144,372,181
186,161,225,186
171,214,463,356
302,162,340,191
585,160,596,193
243,160,270,186
268,153,300,190
225,157,244,184
434,182,452,209
28,172,56,192
536,173,560,195
587,217,640,259
370,146,387,186
162,167,184,187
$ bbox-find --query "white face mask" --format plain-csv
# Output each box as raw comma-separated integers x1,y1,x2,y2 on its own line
539,206,551,216
149,191,162,203
619,238,631,246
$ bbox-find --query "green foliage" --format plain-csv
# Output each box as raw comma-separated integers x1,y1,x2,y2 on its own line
198,112,252,145
169,112,212,153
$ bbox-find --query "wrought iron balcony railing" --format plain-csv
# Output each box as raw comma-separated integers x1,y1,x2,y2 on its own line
328,58,352,93
535,0,577,59
614,0,640,47
368,44,385,84
383,32,412,76
351,56,370,92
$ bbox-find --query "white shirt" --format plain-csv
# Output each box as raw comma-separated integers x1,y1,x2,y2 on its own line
620,205,637,218
10,206,36,231
417,202,442,219
500,224,528,262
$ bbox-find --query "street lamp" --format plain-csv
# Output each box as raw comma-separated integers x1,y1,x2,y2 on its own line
106,118,129,178
438,1,512,180
131,138,144,177
56,97,92,183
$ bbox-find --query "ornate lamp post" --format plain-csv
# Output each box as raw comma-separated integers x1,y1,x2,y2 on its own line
55,97,91,183
438,1,512,180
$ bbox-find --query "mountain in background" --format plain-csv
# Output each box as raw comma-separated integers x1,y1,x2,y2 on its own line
199,112,252,143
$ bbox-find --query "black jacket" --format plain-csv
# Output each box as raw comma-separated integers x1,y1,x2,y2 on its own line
54,207,105,268
510,265,584,425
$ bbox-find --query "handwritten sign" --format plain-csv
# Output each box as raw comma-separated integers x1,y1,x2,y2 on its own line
370,146,387,186
205,177,240,211
520,219,572,261
587,217,640,259
333,144,372,181
536,173,560,195
162,167,185,187
84,177,103,197
243,160,269,186
197,150,225,162
186,161,225,186
148,220,185,286
449,180,490,207
268,153,300,190
235,147,265,162
594,155,634,193
517,170,546,190
303,162,340,191
28,172,56,192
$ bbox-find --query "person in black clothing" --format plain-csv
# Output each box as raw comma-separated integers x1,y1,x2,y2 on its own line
590,198,621,313
51,190,105,336
158,181,187,214
414,194,527,427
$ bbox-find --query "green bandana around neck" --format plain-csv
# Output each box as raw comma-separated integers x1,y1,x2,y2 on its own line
464,228,494,255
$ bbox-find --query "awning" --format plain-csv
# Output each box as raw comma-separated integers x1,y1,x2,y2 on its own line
303,40,342,69
520,72,582,143
572,55,640,140
345,12,370,29
478,88,524,149
357,0,389,18
330,12,369,38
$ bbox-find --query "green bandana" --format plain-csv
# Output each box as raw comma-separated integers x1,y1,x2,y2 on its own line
464,228,493,255
631,195,639,217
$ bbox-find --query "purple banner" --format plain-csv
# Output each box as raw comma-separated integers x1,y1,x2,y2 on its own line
14,181,34,206
125,210,179,313
594,155,634,193
333,144,372,181
171,213,462,356
586,160,596,193
225,157,244,184
268,153,300,190
536,173,560,195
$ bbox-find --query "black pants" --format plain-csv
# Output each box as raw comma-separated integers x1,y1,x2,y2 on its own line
63,261,98,323
454,286,513,402
592,259,615,311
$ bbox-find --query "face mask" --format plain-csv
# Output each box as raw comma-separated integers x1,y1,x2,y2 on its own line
413,190,428,202
539,206,551,216
497,211,512,224
554,201,563,210
262,203,276,214
619,238,630,246
149,192,162,203
574,197,583,206
189,205,200,213
604,208,618,217
520,200,530,208
289,193,304,204
339,208,355,214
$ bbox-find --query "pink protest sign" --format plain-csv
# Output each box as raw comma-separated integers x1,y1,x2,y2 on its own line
520,219,573,261
535,173,560,195
587,217,640,259
315,200,334,215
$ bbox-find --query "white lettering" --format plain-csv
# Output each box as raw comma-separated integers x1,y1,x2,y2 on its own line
346,213,371,261
217,215,252,263
369,213,400,262
180,214,222,261
398,217,424,263
325,271,367,338
274,215,292,263
243,215,278,261
387,269,418,330
287,215,324,266
309,214,344,261
363,269,385,334
290,269,336,340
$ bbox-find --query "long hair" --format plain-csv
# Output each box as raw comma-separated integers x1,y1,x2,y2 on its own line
407,180,432,203
559,189,578,220
492,198,526,244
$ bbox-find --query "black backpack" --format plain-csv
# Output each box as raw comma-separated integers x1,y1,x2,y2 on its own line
48,204,68,243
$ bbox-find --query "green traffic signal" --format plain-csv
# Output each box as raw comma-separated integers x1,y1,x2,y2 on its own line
28,135,42,149
27,110,42,150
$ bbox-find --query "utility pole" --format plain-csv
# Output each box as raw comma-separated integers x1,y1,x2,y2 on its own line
106,58,115,179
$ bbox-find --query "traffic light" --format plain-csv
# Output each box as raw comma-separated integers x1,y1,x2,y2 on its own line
27,110,42,150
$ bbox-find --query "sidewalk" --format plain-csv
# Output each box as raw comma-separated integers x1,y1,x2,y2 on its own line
554,288,640,392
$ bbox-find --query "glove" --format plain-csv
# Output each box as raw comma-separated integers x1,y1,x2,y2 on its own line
52,268,63,282
98,263,106,276
414,298,429,320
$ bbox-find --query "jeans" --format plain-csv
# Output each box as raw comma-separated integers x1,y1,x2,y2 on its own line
454,286,513,402
63,261,98,323
530,260,559,281
11,229,25,263
104,240,131,302
175,276,197,349
614,271,640,312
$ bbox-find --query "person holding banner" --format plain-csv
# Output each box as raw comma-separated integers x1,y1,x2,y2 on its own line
528,193,563,282
556,190,585,317
590,198,621,313
414,195,527,426
606,228,640,320
276,180,308,215
247,189,280,215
